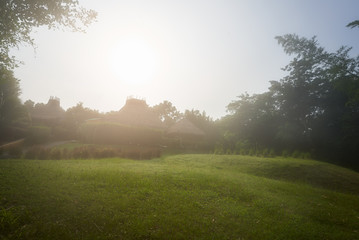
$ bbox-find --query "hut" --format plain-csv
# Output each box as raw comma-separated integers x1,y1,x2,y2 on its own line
166,118,205,147
109,98,163,130
30,97,64,126
81,98,164,145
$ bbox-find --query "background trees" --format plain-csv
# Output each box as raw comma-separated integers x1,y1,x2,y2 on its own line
0,0,96,144
222,34,359,168
0,67,27,143
152,100,181,127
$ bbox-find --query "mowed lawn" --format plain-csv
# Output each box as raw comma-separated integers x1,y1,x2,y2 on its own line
0,155,359,239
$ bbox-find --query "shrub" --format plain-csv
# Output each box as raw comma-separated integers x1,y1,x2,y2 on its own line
213,144,224,155
303,152,311,159
94,148,117,158
24,146,40,159
79,122,163,146
269,149,276,157
281,149,291,157
239,148,248,155
226,149,232,155
8,146,23,158
62,148,69,159
72,147,91,159
248,148,256,156
292,150,301,158
262,148,270,157
37,147,50,160
27,126,51,144
50,148,62,160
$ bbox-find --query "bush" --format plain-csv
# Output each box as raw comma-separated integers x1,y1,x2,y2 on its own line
262,148,270,157
213,144,224,155
23,144,161,160
72,147,91,159
24,146,40,159
37,148,50,160
79,122,163,146
27,126,51,144
248,148,256,156
50,148,62,160
281,149,291,157
94,148,118,158
269,149,276,157
8,146,23,158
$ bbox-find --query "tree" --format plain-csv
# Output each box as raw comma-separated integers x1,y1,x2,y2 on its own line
0,0,97,69
0,67,26,142
184,109,220,149
64,102,100,128
224,34,359,168
0,68,22,124
347,20,359,29
152,100,181,127
226,92,279,150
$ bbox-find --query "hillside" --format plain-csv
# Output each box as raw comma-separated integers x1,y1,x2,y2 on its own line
0,155,358,239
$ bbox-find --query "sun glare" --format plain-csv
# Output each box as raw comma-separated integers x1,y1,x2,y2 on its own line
109,38,157,85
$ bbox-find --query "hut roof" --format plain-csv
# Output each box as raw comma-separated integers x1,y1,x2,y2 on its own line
110,98,163,129
167,119,205,136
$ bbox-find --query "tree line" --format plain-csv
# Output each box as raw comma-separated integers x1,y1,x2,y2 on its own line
1,0,359,169
218,34,359,169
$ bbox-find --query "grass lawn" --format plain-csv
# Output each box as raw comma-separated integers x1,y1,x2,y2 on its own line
0,155,358,239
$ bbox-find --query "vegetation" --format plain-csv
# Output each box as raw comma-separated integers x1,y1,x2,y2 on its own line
0,0,97,69
220,34,359,170
79,121,163,146
23,144,161,160
0,155,358,239
0,0,97,145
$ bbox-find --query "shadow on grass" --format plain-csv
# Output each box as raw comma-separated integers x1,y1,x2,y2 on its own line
245,162,359,195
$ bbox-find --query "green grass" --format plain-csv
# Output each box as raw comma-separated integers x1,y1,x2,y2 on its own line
0,155,358,239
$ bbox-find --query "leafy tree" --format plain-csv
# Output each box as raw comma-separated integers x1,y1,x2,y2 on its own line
24,99,35,111
56,102,101,140
0,68,26,142
64,102,101,129
0,68,21,124
226,92,279,150
184,109,220,149
0,0,97,69
152,100,182,127
224,34,359,168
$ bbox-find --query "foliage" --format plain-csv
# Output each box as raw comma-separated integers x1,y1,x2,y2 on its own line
0,68,28,143
60,102,101,139
0,0,97,69
23,144,161,160
152,100,182,127
26,126,51,144
0,155,358,239
347,20,359,29
184,109,220,150
79,121,163,146
222,34,359,169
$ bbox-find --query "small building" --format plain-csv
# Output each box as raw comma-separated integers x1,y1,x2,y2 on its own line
166,118,205,147
108,98,163,130
81,98,164,146
30,97,64,126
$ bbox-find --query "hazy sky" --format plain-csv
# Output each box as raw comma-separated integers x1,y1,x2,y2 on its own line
12,0,359,119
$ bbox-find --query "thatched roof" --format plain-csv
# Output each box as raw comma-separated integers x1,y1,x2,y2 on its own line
167,119,205,136
109,98,163,129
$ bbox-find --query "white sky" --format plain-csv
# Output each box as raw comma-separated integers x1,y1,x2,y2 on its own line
11,0,359,119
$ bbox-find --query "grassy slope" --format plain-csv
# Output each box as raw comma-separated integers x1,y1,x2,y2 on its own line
0,155,358,239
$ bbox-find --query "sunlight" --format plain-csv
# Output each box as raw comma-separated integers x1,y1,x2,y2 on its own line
108,38,157,85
